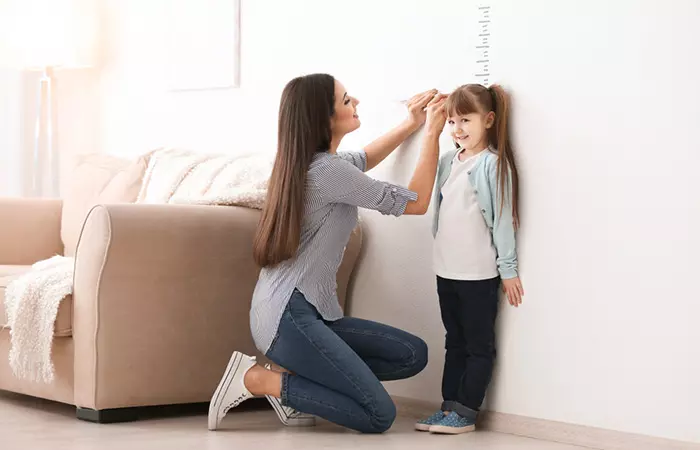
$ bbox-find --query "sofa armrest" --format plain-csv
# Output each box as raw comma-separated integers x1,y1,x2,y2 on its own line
72,203,266,410
0,198,63,264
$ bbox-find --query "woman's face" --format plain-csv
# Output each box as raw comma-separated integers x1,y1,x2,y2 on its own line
331,80,361,137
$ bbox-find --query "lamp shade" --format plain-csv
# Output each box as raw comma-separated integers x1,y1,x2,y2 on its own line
0,0,100,69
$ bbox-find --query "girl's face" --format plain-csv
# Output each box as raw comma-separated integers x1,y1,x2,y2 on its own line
330,80,361,137
447,111,494,151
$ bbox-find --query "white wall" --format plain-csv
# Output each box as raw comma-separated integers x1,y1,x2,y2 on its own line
53,68,101,195
0,68,23,196
483,2,699,443
96,0,700,443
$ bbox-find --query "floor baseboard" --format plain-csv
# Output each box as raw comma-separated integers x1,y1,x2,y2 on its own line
392,396,698,450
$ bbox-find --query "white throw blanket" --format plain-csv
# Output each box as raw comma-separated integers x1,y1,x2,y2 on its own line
3,148,273,383
3,256,74,383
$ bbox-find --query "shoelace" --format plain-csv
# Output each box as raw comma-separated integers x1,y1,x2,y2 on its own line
223,392,248,414
281,405,310,419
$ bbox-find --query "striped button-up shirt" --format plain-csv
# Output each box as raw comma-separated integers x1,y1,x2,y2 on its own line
250,150,417,353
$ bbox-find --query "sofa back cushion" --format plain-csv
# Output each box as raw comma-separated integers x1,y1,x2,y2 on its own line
61,154,149,257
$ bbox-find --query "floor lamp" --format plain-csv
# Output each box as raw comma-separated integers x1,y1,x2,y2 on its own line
0,0,99,198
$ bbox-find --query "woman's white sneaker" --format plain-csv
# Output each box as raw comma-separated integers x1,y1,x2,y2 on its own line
265,395,316,427
208,351,257,431
264,364,315,427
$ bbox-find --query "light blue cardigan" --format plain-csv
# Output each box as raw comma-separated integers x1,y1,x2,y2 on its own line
432,149,518,280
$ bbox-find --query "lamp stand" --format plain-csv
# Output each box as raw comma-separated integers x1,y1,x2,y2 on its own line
32,66,59,197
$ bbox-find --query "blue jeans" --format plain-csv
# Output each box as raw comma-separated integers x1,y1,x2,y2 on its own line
265,290,428,433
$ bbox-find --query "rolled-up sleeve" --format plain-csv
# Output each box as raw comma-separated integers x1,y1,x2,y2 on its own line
314,156,417,217
337,151,367,172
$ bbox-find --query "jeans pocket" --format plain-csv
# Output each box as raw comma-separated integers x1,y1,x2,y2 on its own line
265,300,291,359
490,277,502,299
267,329,281,357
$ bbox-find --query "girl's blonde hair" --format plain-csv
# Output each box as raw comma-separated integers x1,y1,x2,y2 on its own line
445,84,520,228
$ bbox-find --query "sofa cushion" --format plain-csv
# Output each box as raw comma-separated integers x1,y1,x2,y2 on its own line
0,265,72,337
61,153,150,257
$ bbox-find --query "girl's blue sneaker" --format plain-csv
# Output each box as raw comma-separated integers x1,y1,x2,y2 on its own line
415,410,446,431
429,411,476,434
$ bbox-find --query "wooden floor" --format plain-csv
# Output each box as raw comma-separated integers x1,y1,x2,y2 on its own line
1,391,590,450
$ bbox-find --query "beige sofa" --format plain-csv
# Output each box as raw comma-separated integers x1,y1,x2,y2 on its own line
0,154,363,422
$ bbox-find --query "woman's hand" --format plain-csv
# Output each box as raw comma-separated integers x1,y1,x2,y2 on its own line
405,89,439,129
502,277,524,307
363,90,444,171
425,93,448,135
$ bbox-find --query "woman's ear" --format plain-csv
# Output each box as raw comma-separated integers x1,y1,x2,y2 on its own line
485,111,496,129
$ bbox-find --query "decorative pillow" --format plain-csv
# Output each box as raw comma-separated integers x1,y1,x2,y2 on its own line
60,153,150,257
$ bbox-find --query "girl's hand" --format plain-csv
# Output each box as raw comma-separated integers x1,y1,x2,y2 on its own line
425,93,448,135
502,277,524,307
405,89,439,128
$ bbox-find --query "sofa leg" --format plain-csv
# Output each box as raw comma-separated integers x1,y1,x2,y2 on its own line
76,407,140,423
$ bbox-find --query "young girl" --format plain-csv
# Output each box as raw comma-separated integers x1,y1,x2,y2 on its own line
415,84,524,434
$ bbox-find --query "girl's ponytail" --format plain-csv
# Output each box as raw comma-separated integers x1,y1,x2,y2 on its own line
488,84,520,228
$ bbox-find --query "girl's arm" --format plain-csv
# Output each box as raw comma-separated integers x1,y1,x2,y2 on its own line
488,161,524,306
488,158,517,277
364,90,437,171
404,94,448,215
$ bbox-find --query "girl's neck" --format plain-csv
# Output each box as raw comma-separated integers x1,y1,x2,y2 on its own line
459,143,489,159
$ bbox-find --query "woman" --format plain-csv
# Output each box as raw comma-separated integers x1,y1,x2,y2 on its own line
208,74,447,434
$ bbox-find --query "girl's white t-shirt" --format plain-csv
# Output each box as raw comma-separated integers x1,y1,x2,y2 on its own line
433,150,499,280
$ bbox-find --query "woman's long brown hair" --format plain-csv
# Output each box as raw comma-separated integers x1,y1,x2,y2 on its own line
253,74,336,267
445,84,520,228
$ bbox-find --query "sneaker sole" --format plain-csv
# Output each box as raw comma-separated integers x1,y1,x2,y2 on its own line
266,395,316,427
208,351,247,431
429,424,476,434
414,423,433,432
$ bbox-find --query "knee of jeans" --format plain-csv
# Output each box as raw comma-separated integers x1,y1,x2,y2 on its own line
467,338,496,357
444,331,465,349
412,338,429,374
368,394,397,433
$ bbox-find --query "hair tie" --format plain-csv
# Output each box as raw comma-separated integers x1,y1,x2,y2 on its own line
487,86,497,110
